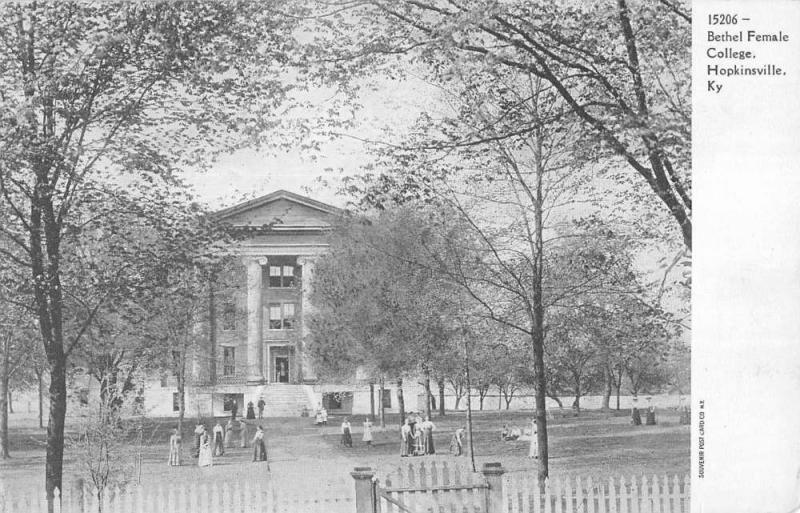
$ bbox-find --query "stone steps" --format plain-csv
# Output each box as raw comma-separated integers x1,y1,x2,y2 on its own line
260,385,314,417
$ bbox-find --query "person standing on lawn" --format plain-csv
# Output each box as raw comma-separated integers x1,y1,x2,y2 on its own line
257,397,266,419
225,418,235,448
529,418,538,459
213,420,225,456
246,401,256,420
450,427,465,456
198,429,213,467
193,422,205,458
230,399,238,420
401,418,412,457
362,417,373,447
420,416,436,455
168,427,181,466
253,425,269,466
239,418,249,448
341,417,353,447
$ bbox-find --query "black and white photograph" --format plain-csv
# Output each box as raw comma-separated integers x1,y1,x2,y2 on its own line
0,1,796,512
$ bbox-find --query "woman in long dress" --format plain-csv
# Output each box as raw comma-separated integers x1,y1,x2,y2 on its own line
528,418,538,459
198,431,213,467
213,421,225,456
225,419,235,448
400,419,412,457
420,417,435,455
192,422,205,458
252,426,269,466
362,417,373,447
341,418,353,447
239,418,248,448
168,428,181,466
450,427,465,456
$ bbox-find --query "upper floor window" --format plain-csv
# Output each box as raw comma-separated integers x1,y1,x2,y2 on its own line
268,264,297,288
171,350,181,377
268,302,296,330
221,301,236,331
222,346,235,376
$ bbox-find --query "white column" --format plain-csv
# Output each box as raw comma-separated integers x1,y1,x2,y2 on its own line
246,257,267,383
298,256,316,382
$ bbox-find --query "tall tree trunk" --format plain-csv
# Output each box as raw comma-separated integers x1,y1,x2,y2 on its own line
530,120,549,482
177,348,186,435
369,382,375,421
462,331,476,473
7,390,12,414
616,383,622,410
547,393,563,409
36,367,44,429
208,280,217,385
0,342,9,458
423,374,432,420
601,363,612,412
572,375,582,414
46,361,67,511
379,377,386,428
437,378,445,416
396,378,405,426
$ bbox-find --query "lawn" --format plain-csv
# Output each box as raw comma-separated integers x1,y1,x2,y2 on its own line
0,408,689,493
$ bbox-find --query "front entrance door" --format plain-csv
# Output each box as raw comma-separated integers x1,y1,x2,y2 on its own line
275,356,290,383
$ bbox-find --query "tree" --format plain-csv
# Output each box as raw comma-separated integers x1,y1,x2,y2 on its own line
306,0,691,248
342,68,612,479
0,306,36,458
0,3,300,506
307,211,464,425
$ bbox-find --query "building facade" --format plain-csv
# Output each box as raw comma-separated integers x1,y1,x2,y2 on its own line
133,190,422,419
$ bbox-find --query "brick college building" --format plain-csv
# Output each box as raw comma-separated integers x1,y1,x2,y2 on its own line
141,190,418,418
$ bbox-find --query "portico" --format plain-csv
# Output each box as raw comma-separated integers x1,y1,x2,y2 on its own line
215,190,341,388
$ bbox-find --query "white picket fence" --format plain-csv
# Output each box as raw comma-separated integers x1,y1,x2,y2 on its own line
0,470,690,513
504,473,690,513
0,476,355,513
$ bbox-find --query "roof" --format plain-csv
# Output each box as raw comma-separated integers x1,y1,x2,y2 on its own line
212,190,344,232
214,190,344,220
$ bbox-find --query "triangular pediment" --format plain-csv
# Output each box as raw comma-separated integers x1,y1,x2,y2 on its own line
214,190,343,230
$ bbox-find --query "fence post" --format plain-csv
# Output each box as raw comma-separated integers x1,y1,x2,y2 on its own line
481,462,506,513
351,466,377,513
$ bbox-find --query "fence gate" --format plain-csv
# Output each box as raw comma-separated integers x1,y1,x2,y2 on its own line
369,461,500,513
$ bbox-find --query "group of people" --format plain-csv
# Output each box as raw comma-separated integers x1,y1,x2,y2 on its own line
243,398,266,420
496,419,539,458
400,412,436,457
339,417,373,447
500,424,523,441
631,405,658,426
167,418,270,468
314,406,329,425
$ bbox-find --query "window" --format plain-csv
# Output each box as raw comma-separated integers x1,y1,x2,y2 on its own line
221,301,236,331
268,303,297,330
173,393,180,412
171,350,181,376
223,394,243,413
283,303,296,329
160,374,169,388
223,346,235,376
268,264,297,288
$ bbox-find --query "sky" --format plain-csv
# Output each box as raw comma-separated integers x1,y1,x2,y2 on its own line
181,75,437,211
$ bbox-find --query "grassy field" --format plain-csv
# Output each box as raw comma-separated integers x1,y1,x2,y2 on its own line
0,408,689,491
